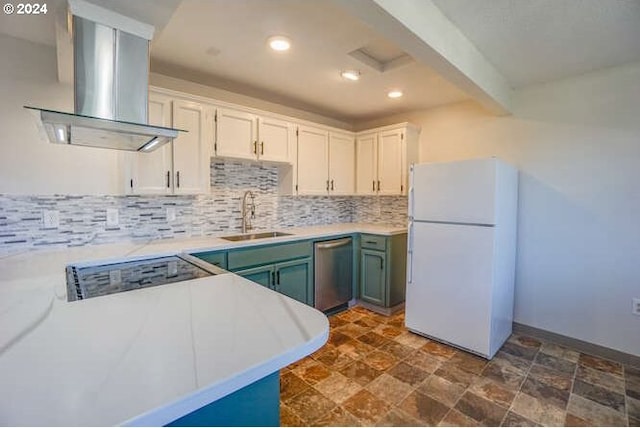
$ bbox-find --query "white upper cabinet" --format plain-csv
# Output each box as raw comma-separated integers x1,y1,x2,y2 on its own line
258,116,292,163
172,100,212,195
296,125,329,195
215,108,257,160
124,91,212,195
125,92,174,194
355,124,419,196
328,132,355,195
377,128,404,195
355,133,377,195
296,128,355,196
214,106,292,163
121,87,417,198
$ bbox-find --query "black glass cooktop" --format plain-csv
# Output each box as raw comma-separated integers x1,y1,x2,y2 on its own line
66,254,220,301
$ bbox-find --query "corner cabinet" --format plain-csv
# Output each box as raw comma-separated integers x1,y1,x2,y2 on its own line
355,124,419,196
214,107,293,163
122,91,212,195
359,233,407,312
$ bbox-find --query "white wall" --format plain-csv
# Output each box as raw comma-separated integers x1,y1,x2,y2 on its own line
0,34,122,194
357,62,640,357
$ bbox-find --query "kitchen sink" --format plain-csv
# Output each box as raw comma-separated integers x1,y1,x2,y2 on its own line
220,231,293,241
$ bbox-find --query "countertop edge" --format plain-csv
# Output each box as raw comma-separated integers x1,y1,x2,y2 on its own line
122,320,329,427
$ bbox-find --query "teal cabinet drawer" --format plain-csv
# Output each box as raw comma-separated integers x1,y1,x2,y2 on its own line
228,241,312,270
192,251,228,269
360,234,387,251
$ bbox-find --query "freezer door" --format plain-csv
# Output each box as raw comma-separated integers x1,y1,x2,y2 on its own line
405,222,494,357
411,158,497,225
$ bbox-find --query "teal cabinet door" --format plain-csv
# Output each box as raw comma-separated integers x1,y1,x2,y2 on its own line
360,249,386,306
235,265,275,289
275,257,312,305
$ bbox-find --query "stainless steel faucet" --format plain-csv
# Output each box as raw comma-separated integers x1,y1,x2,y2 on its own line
241,190,256,233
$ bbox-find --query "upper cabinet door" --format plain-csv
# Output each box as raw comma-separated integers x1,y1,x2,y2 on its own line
377,129,404,195
355,133,377,195
216,107,258,160
172,100,211,195
258,116,291,163
128,92,173,194
297,126,329,195
329,132,355,195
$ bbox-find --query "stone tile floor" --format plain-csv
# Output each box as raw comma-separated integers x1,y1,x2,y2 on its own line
280,306,640,426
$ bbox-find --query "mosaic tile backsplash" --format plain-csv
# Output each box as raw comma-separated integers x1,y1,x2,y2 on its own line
0,161,407,255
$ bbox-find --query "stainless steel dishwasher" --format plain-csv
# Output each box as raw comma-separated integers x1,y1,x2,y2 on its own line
314,237,353,312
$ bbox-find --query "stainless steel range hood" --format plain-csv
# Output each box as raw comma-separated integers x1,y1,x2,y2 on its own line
26,0,183,152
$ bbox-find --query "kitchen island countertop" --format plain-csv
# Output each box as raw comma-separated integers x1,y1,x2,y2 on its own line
0,222,404,426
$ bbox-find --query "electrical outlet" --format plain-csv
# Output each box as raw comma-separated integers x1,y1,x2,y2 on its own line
109,270,122,286
42,210,59,229
106,208,119,227
167,260,178,277
633,298,640,316
166,207,176,222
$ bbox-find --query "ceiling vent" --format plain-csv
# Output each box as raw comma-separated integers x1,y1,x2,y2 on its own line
348,40,413,73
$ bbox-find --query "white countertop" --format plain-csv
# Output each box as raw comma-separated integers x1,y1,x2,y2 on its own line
0,223,405,426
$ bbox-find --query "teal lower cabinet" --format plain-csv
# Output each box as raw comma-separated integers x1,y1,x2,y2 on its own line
235,257,312,305
274,257,312,304
359,233,407,310
360,249,386,306
235,265,275,289
166,371,279,427
228,241,314,306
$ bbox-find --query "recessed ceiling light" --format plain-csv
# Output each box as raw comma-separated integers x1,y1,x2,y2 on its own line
388,90,403,99
268,36,291,52
341,70,360,81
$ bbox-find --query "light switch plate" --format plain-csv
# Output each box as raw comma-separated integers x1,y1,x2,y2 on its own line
42,210,59,229
106,208,119,227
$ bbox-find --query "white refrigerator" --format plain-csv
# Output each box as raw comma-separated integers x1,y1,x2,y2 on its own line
405,157,518,359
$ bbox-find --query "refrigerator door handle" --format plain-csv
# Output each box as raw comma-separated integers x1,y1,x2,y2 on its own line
407,221,414,284
408,186,414,218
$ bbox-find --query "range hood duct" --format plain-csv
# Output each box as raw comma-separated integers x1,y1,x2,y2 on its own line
26,0,182,152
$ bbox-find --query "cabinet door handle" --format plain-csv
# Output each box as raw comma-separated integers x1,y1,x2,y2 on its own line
276,270,280,285
364,240,377,245
380,257,384,270
166,171,170,188
253,140,257,154
377,180,381,191
331,179,334,191
176,171,180,188
130,179,133,189
271,271,276,287
372,180,375,191
326,180,330,191
260,141,264,155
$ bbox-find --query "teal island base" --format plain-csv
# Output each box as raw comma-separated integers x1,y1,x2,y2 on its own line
167,371,280,427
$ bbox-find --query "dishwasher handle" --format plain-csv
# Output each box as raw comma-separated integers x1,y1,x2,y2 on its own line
315,238,352,250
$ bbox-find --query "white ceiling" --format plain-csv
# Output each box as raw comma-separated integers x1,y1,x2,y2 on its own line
1,0,640,122
432,0,640,88
150,0,468,122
